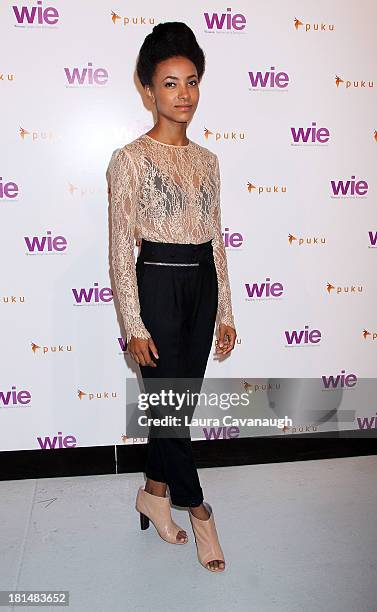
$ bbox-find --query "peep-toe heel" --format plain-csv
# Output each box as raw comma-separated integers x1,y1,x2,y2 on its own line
135,486,188,544
189,502,225,571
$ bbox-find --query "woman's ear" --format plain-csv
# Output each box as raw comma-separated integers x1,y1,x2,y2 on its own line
145,86,155,104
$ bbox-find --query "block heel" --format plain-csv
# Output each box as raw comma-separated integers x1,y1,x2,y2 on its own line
139,511,150,530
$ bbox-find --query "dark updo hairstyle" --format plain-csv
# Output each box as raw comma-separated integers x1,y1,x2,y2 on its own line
136,22,206,88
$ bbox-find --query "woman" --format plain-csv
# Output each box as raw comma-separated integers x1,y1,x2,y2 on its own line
109,22,237,572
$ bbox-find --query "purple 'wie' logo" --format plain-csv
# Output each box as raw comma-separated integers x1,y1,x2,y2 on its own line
330,176,368,196
204,7,246,30
322,370,357,388
248,67,289,88
64,63,109,86
118,337,127,351
245,278,284,298
291,122,330,143
0,386,31,406
203,427,240,439
0,177,18,199
37,432,77,449
13,1,59,25
24,231,67,253
72,283,113,304
223,228,243,247
285,325,322,345
356,414,377,430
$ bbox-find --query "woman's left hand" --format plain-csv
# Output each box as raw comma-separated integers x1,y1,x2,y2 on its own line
215,323,237,355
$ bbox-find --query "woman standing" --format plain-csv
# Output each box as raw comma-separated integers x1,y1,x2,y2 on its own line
109,22,237,572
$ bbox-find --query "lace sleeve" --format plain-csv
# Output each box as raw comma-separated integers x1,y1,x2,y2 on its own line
109,148,151,344
211,154,236,332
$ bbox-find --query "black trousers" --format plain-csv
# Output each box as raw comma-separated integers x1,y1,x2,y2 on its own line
136,238,218,507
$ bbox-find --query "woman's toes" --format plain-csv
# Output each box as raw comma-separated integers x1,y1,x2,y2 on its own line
207,560,225,571
176,530,187,542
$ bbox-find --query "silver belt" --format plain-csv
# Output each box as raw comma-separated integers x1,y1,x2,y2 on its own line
142,261,199,266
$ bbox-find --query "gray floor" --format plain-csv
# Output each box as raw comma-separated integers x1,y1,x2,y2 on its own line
1,455,376,612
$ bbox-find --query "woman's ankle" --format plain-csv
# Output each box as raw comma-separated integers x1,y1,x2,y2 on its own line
189,503,210,520
144,478,167,497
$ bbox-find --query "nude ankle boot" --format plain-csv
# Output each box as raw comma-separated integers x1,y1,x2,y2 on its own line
189,502,225,571
135,486,188,544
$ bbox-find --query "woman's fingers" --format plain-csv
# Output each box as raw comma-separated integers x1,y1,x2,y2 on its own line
222,330,236,354
215,335,230,352
141,345,157,367
135,350,147,366
148,338,159,361
128,338,157,368
128,337,158,367
134,347,151,367
129,351,139,364
215,327,237,355
215,340,229,353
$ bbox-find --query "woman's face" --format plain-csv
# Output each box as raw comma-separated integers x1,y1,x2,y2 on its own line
145,55,200,124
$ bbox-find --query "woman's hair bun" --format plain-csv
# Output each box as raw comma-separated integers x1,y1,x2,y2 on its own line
136,21,205,87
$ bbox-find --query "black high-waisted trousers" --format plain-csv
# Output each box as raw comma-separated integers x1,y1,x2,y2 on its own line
136,238,218,507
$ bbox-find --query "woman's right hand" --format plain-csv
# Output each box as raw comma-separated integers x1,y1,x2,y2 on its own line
127,336,159,367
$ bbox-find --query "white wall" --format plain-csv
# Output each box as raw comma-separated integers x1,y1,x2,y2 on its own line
1,1,376,451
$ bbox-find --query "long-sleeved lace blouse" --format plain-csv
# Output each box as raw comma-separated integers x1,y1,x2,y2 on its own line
107,133,235,343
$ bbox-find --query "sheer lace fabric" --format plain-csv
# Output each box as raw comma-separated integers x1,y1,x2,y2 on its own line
108,133,235,343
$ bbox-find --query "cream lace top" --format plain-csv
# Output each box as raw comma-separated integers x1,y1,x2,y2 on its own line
107,133,235,343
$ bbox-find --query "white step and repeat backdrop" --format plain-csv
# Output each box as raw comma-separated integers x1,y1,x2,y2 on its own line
1,1,376,452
